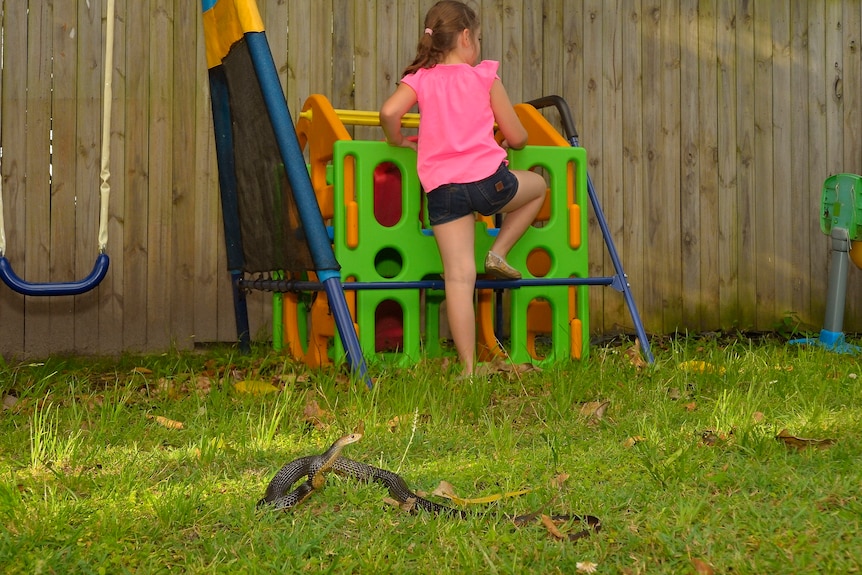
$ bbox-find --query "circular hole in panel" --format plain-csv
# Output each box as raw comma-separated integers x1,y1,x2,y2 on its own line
526,247,551,278
375,247,403,278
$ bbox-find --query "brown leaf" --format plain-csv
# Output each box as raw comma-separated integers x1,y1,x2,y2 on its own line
623,436,646,448
579,400,610,421
132,367,153,375
753,411,765,423
383,496,417,513
303,399,332,429
195,376,213,394
431,480,459,500
700,430,719,446
625,339,648,369
387,412,431,432
776,429,836,450
551,473,570,488
684,401,698,412
2,395,18,410
576,562,598,574
540,514,566,540
691,558,715,575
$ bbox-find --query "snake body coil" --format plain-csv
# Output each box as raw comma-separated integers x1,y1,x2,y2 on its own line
258,429,467,518
258,428,600,541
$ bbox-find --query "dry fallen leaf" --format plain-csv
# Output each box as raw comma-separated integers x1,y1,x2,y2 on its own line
195,376,213,394
576,561,599,574
3,395,18,410
551,473,570,488
684,401,698,412
623,435,646,448
432,480,459,500
383,496,417,513
387,412,431,432
303,399,332,429
625,339,648,369
753,411,765,423
776,429,836,450
691,558,715,575
579,400,610,421
540,514,566,540
146,414,184,430
132,367,153,375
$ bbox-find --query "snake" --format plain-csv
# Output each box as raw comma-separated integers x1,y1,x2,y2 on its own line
258,424,600,540
257,422,466,518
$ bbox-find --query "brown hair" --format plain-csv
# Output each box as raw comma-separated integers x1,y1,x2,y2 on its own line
402,1,480,77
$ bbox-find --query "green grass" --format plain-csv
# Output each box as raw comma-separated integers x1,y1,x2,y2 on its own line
1,335,861,573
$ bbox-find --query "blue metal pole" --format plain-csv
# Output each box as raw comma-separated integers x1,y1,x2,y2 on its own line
243,31,370,386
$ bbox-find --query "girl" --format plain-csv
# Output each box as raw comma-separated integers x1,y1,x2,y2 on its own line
380,0,546,377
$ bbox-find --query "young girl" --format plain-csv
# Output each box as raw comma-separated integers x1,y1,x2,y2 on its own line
380,0,546,377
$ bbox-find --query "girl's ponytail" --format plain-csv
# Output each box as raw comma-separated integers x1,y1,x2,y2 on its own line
401,1,479,77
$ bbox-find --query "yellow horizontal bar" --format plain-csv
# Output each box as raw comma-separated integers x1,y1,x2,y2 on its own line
299,108,420,128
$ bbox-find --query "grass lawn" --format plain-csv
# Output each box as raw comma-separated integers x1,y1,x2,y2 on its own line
1,334,861,574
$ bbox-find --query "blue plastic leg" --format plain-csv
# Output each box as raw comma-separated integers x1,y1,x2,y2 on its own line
323,277,372,389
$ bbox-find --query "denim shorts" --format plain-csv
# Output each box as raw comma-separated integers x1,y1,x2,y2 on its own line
426,163,519,226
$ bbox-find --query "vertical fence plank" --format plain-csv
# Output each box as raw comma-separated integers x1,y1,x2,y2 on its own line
716,1,739,327
772,1,794,326
24,1,53,355
753,2,776,329
641,0,664,331
604,1,626,331
146,0,172,349
0,1,28,355
583,0,603,331
353,0,377,141
621,0,646,336
332,0,356,110
697,0,720,329
660,0,682,332
735,0,757,329
680,0,702,329
502,0,525,105
72,0,104,353
598,0,625,333
806,2,828,330
123,0,150,351
50,0,78,351
171,0,197,349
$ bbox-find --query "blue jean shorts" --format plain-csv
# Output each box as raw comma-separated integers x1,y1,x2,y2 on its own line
426,163,519,226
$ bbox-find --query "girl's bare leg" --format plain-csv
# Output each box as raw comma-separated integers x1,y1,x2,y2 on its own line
432,215,477,376
490,169,546,258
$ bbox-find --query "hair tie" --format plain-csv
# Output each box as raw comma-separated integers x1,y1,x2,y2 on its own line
424,27,433,36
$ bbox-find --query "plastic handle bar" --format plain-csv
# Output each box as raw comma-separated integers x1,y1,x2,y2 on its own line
0,253,110,296
525,95,579,142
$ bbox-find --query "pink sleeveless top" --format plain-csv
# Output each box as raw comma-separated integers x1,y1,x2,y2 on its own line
400,60,507,192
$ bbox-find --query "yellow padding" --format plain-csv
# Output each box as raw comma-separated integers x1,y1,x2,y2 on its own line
299,108,421,129
203,0,265,69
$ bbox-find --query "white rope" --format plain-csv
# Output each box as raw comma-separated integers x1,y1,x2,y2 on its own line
98,0,116,252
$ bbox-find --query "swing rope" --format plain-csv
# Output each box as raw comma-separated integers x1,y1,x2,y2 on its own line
0,0,114,295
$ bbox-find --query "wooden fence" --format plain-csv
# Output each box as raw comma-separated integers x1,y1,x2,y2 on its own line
1,0,861,358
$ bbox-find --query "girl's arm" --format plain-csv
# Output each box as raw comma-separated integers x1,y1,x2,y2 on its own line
490,79,528,149
380,83,418,150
